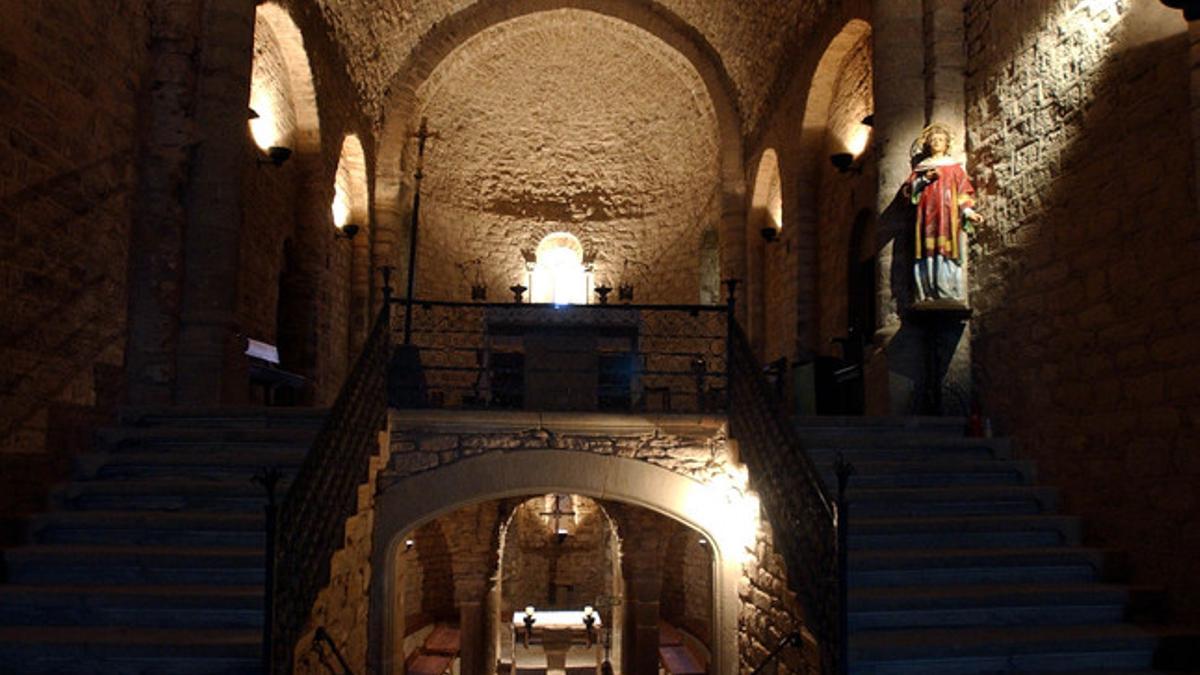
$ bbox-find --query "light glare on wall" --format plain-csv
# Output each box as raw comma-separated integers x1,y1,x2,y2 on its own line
249,92,280,151
685,467,760,564
847,124,872,157
331,184,351,227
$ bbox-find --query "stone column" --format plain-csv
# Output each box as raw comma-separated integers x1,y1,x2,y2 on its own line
720,190,748,326
455,575,489,675
867,0,935,413
174,0,258,405
123,0,200,405
1191,19,1200,211
280,154,333,403
612,506,667,675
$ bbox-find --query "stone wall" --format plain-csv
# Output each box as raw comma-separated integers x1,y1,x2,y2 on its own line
965,0,1200,621
406,10,721,305
376,414,816,673
815,32,875,359
738,518,816,675
501,496,615,614
0,0,148,518
661,523,714,645
294,427,392,674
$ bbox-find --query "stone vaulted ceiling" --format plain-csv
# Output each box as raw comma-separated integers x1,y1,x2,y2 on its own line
313,0,829,132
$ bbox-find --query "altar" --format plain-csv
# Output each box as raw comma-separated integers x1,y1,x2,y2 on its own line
509,609,604,675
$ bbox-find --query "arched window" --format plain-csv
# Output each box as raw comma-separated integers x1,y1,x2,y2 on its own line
530,232,590,305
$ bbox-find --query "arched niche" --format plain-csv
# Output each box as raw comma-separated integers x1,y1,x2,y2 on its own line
249,3,320,154
333,134,368,229
372,0,746,305
370,451,751,674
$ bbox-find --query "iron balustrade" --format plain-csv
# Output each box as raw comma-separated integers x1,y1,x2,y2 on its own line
267,302,392,674
265,293,848,674
727,319,843,675
385,299,729,414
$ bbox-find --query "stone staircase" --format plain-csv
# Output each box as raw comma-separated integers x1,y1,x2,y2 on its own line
0,407,324,674
798,416,1195,675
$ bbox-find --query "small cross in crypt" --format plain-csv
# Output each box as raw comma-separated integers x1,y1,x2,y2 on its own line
539,494,576,537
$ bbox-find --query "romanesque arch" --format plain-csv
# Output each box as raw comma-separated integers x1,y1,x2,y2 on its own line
252,3,321,154
371,0,746,303
370,451,748,674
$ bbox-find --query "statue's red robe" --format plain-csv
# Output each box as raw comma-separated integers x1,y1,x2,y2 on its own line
908,159,977,263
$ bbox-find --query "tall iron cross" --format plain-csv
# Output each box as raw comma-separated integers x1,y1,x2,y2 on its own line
411,116,440,181
540,494,576,533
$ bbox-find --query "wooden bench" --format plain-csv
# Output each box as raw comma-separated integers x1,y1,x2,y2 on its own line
659,644,706,675
405,623,461,675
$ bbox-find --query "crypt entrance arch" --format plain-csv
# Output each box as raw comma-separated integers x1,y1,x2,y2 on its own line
373,0,746,307
370,451,746,674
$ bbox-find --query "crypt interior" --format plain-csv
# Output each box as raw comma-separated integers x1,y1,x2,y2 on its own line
1,0,1200,673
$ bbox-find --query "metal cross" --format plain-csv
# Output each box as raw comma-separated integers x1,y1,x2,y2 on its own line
539,494,576,533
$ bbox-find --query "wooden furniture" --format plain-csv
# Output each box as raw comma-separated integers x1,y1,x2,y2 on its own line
405,623,460,675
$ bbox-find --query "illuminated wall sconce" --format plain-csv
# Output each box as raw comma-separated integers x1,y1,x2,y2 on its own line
523,606,537,647
830,152,862,175
258,146,293,168
404,538,415,551
248,108,260,120
861,114,874,127
760,226,780,243
556,527,569,545
594,284,613,305
335,223,360,241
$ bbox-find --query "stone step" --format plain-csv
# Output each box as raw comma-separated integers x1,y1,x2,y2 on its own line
120,406,327,430
96,426,319,451
4,545,263,585
53,479,289,513
806,440,1011,465
849,514,1081,550
79,449,306,481
846,485,1058,518
814,459,1036,490
0,585,263,629
848,623,1158,675
29,511,265,547
848,583,1134,631
849,547,1114,588
0,626,260,674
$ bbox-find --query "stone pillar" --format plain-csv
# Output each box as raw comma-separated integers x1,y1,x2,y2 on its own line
123,0,200,405
285,154,334,403
867,0,938,413
1191,19,1200,211
455,575,489,675
174,0,258,405
721,190,748,326
612,506,667,675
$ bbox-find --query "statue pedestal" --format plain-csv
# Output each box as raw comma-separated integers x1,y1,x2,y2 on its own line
906,302,972,415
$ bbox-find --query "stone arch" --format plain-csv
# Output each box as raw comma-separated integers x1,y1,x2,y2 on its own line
252,3,321,154
372,0,746,298
744,149,784,354
370,451,748,674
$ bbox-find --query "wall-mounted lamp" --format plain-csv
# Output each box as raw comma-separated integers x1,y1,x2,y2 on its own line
760,226,780,243
861,114,874,127
258,146,293,168
248,108,260,120
830,152,863,175
556,527,569,546
335,223,360,241
404,538,415,551
523,606,537,647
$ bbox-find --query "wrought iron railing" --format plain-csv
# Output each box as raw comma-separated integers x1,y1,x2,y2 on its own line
726,318,841,675
268,301,392,673
386,299,729,414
